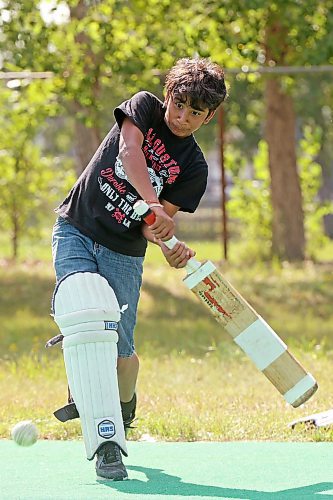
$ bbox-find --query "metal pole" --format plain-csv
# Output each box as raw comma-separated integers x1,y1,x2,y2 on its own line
218,106,228,261
0,71,54,79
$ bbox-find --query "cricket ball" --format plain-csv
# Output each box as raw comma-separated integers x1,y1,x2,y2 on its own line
11,420,38,447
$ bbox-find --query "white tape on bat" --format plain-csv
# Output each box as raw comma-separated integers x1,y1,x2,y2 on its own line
283,374,317,405
183,261,216,289
234,317,287,371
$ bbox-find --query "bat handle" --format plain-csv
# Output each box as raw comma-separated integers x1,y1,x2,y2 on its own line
133,200,202,273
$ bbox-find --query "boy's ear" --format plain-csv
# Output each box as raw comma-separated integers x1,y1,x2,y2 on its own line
204,110,216,124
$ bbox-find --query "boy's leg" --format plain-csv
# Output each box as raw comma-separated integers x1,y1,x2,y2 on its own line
117,353,139,403
53,271,128,479
118,354,139,435
96,245,144,435
52,218,141,421
51,218,128,480
52,217,98,280
121,393,137,436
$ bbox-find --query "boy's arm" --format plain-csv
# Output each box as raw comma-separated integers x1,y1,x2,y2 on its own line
119,117,174,241
142,200,196,269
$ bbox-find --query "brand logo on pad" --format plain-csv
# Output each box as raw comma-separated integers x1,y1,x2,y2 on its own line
98,420,115,439
104,321,118,330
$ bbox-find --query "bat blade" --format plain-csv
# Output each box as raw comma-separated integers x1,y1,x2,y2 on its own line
183,260,318,407
133,199,318,407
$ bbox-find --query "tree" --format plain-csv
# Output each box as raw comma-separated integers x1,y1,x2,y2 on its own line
202,0,333,260
50,0,220,174
0,80,73,260
263,12,305,260
263,1,333,259
1,0,333,262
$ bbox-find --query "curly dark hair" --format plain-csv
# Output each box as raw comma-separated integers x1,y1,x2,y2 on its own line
164,57,227,111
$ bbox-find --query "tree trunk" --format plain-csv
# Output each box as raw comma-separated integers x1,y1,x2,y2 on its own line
70,0,102,176
72,104,101,176
11,205,19,262
265,78,305,260
264,15,305,261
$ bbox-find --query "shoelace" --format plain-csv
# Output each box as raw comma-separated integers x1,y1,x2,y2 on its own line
103,444,121,464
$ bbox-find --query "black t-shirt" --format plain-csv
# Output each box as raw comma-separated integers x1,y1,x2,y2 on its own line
56,91,208,256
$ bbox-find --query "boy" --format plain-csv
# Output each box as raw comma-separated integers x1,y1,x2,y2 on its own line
51,57,227,480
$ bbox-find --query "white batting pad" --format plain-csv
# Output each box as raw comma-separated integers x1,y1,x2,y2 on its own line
53,272,127,460
234,317,287,371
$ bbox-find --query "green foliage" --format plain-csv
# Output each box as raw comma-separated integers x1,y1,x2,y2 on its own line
298,125,333,258
0,0,332,261
207,0,333,68
223,76,265,160
0,0,56,71
226,127,333,261
0,80,75,259
227,140,272,260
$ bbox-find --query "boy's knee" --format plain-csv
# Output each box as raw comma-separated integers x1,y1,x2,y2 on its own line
117,352,139,373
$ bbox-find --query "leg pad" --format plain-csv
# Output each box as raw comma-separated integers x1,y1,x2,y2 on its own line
53,272,127,459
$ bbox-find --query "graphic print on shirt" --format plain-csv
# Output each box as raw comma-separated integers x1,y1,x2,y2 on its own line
98,127,181,230
142,128,181,185
115,156,164,197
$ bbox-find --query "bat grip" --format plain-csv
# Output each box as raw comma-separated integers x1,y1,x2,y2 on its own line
133,200,201,273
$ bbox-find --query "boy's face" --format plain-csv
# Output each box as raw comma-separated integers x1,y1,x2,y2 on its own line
164,93,215,138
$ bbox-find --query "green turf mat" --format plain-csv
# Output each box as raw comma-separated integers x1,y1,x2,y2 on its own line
1,440,333,499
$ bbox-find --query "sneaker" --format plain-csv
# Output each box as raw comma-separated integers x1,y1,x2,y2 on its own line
121,393,137,436
95,442,128,481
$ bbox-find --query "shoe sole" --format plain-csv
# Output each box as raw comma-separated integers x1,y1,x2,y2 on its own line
96,475,128,482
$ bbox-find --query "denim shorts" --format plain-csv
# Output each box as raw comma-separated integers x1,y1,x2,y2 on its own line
51,216,144,357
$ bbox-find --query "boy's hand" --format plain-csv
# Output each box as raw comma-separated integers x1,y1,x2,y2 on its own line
159,240,196,269
149,205,175,241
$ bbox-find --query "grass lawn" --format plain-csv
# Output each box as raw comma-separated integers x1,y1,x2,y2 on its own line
0,236,333,443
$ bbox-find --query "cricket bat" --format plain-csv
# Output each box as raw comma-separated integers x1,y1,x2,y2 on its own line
134,200,318,408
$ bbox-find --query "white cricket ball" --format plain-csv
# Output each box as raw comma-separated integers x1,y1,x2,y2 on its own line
11,420,38,447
